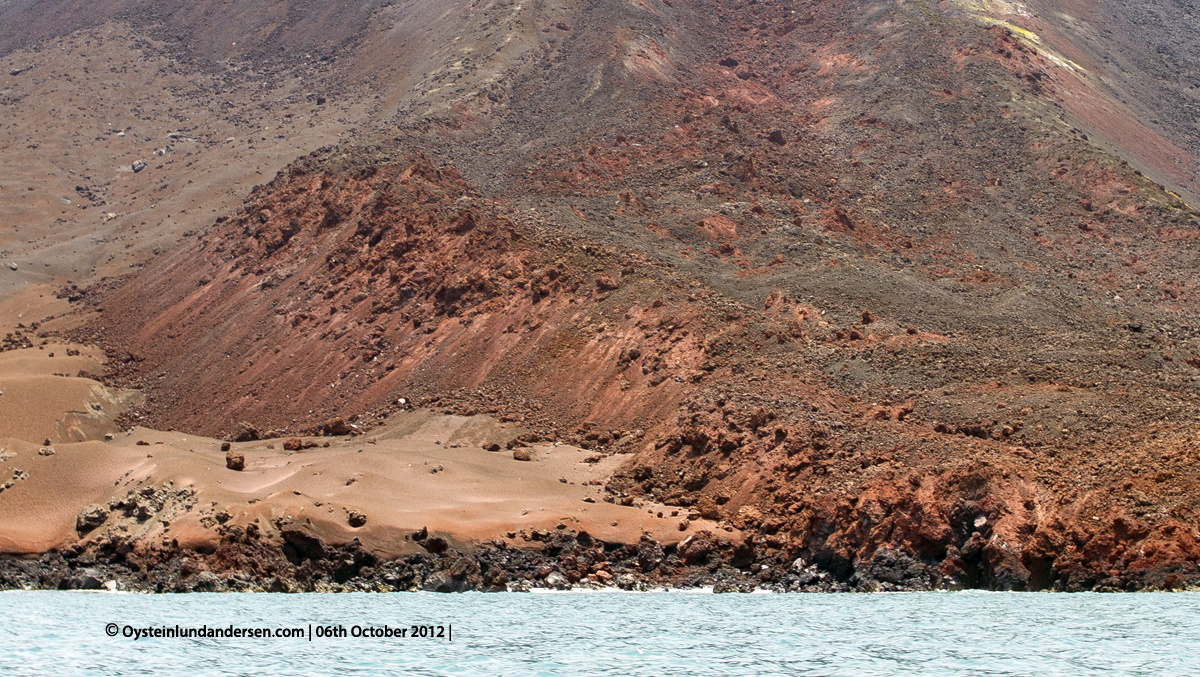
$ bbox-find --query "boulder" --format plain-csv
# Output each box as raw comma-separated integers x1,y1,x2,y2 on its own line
422,536,449,554
512,449,532,461
421,557,481,592
696,496,722,521
283,438,303,451
280,525,326,561
321,417,351,436
595,275,620,291
233,422,260,442
191,571,221,592
421,571,456,593
348,510,367,528
482,567,509,592
678,530,716,565
636,534,664,572
61,568,104,590
225,450,245,471
76,504,109,534
713,580,744,593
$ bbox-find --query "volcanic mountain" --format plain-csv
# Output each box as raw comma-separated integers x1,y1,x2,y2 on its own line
3,0,1200,592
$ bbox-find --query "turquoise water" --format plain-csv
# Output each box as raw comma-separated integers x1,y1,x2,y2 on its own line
3,590,1198,676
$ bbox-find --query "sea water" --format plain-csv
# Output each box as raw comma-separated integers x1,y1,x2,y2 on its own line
2,590,1198,676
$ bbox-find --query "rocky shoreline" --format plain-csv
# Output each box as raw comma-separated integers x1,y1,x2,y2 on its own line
4,523,1198,594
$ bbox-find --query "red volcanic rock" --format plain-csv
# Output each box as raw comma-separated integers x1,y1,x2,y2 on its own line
678,531,715,564
232,422,260,442
283,438,304,451
321,418,351,436
696,496,722,521
828,207,855,232
864,400,914,422
595,275,620,291
225,450,245,471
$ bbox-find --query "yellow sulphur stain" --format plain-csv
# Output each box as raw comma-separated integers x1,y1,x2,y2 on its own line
948,0,1085,76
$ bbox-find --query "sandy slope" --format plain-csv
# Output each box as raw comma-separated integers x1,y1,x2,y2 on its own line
0,338,137,443
0,409,728,556
0,24,371,296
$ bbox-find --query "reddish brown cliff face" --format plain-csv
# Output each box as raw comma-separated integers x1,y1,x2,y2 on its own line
85,149,714,438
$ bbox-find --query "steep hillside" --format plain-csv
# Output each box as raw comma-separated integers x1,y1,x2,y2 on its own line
57,0,1200,591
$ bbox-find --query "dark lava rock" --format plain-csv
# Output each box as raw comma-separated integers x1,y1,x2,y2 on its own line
636,534,664,572
60,568,104,590
190,571,222,592
280,525,326,561
422,536,449,554
420,571,456,593
482,566,509,592
713,579,745,593
861,548,937,590
421,556,481,592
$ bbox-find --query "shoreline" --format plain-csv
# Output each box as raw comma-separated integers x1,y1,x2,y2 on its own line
4,527,1197,595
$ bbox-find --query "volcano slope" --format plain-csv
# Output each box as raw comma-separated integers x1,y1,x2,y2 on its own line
18,0,1200,591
